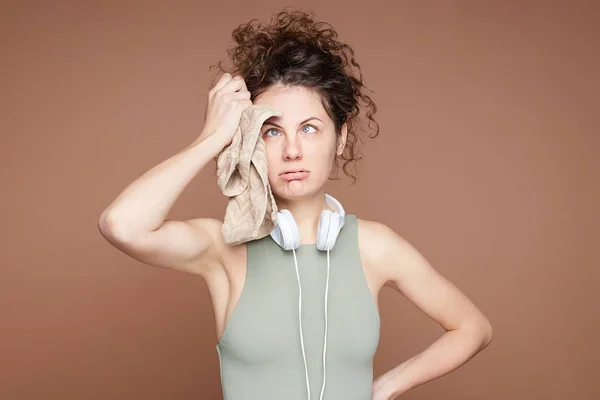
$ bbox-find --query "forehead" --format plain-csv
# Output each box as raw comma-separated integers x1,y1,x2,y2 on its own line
254,84,327,122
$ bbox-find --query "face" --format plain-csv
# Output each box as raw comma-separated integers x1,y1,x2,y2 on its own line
254,84,347,200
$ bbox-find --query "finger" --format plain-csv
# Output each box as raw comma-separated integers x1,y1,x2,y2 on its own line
236,76,248,92
211,73,233,93
221,75,247,93
231,90,251,100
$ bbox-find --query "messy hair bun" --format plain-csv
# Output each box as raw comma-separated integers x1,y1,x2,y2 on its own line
210,8,379,183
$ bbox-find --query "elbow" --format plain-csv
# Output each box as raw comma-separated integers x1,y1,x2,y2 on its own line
478,318,494,349
98,211,131,243
460,316,493,350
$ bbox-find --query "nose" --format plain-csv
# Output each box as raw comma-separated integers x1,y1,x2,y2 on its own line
282,135,302,160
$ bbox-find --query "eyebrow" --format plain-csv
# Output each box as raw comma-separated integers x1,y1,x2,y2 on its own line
263,117,323,129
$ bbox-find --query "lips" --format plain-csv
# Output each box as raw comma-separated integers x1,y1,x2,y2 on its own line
280,169,309,181
280,169,308,175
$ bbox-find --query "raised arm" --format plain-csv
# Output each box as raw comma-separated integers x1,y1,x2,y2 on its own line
98,73,252,276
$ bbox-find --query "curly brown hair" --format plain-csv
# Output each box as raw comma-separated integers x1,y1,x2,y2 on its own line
210,8,379,184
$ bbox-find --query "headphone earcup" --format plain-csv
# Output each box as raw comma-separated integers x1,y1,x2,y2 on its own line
316,210,342,251
271,209,300,250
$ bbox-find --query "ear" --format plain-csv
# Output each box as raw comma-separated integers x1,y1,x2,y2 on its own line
337,123,348,156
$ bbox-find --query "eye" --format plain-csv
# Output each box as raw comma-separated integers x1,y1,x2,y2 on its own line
264,128,280,137
301,124,317,134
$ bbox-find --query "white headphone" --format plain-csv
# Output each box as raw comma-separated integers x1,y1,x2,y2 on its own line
269,193,346,400
270,193,346,251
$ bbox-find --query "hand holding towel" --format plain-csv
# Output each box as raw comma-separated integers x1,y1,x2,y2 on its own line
216,104,283,245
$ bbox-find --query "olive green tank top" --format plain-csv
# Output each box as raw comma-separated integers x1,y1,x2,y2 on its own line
216,214,380,399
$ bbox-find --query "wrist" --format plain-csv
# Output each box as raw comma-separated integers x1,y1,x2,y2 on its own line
187,131,228,156
197,127,227,144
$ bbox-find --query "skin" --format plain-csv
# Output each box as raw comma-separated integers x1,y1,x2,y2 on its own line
99,76,493,399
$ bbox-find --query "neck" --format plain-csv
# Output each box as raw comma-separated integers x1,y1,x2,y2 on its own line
275,191,334,245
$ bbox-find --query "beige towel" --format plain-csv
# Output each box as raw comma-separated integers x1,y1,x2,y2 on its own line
216,104,283,245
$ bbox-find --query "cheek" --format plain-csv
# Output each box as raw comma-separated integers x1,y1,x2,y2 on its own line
315,142,337,164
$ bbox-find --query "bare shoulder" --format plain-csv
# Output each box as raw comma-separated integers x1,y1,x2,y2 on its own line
356,217,410,260
356,217,425,287
356,218,398,288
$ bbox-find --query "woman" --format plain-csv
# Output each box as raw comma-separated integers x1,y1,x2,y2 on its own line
98,10,493,400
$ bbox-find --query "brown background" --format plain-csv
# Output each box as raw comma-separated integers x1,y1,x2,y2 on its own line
1,1,598,399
